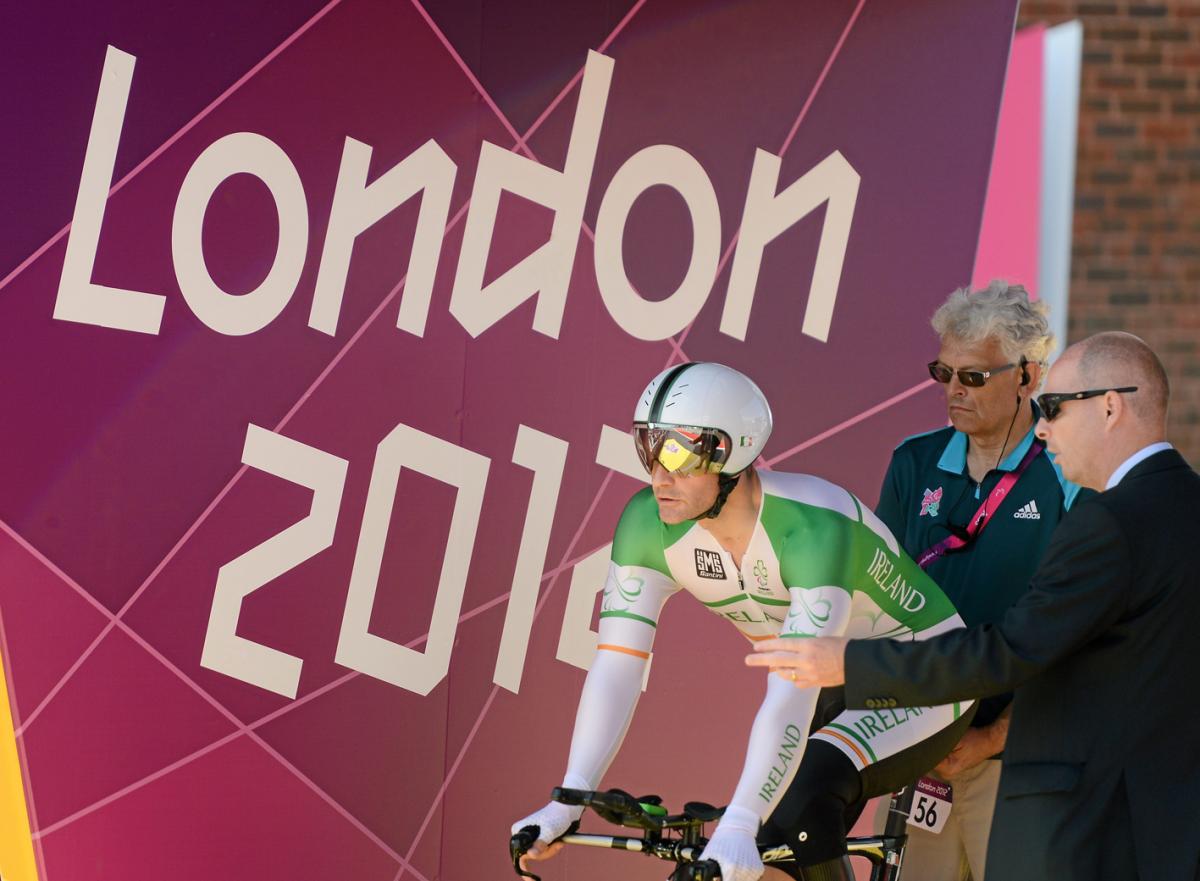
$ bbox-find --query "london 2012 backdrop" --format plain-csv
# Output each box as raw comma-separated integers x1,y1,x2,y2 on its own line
0,1,1019,878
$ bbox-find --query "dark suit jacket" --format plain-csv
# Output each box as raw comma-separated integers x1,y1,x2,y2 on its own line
845,449,1200,881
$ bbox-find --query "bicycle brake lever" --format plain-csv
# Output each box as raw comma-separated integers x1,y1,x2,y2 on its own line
509,825,541,881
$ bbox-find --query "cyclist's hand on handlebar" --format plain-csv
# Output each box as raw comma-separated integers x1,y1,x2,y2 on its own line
511,800,580,868
518,837,564,870
698,805,764,881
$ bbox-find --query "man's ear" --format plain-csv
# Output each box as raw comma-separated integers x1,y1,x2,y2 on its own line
1024,361,1043,395
1104,389,1125,425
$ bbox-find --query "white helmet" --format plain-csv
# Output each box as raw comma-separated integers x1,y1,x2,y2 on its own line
633,362,773,475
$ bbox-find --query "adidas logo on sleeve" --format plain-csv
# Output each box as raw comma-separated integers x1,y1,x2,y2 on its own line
1013,500,1041,520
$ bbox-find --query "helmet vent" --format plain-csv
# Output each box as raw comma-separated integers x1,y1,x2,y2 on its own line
647,363,696,423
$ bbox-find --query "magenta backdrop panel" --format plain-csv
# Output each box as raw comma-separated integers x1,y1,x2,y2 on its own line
0,1,1018,878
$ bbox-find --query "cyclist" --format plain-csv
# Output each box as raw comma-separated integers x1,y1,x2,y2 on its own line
512,362,974,881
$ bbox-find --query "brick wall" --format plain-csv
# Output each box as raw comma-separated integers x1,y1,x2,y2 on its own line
1017,1,1200,465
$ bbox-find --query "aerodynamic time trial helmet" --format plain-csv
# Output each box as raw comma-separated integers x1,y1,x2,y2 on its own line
632,362,773,477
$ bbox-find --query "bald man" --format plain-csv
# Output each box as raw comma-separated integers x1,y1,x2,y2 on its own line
748,333,1200,881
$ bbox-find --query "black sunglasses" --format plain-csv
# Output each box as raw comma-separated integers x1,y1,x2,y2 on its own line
1036,387,1138,421
927,360,1016,388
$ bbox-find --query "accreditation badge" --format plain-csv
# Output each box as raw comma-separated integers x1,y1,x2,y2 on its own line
907,776,953,835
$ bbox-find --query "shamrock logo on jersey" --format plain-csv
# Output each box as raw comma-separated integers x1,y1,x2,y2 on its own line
603,572,644,612
753,560,770,591
920,486,943,518
784,588,833,636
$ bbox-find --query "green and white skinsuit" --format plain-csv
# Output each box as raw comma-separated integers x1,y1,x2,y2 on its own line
565,469,970,831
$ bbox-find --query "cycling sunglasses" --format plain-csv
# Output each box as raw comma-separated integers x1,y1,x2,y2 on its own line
1036,387,1138,421
633,425,731,476
927,360,1016,388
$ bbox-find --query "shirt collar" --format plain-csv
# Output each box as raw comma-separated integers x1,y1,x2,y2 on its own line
937,404,1041,476
1105,442,1174,489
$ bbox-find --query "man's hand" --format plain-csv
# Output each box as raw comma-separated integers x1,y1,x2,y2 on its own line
699,805,764,881
744,637,849,688
934,712,1008,777
511,800,578,871
518,839,564,872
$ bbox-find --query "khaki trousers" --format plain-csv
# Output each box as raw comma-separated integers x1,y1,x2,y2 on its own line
872,759,1002,881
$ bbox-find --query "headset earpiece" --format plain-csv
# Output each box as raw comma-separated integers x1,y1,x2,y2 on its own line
1019,356,1030,387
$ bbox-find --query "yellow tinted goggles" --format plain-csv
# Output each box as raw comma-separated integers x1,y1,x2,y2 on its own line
633,425,731,476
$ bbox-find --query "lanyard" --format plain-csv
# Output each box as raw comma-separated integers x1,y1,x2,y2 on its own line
915,439,1045,570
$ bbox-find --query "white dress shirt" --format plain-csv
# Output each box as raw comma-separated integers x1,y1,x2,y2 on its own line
1105,441,1174,490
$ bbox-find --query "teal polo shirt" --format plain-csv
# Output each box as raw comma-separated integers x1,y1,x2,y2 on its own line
875,404,1091,727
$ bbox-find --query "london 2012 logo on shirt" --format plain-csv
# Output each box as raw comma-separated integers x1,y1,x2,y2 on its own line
920,487,943,517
